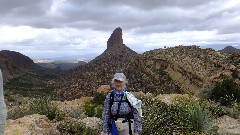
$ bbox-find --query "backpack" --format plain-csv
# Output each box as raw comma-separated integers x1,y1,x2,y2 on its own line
108,91,134,135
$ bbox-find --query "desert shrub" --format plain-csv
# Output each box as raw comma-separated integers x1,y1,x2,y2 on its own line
235,103,240,118
178,101,218,134
141,97,218,135
57,118,99,135
29,97,65,121
83,102,102,118
83,102,96,117
141,98,183,135
95,105,103,118
231,69,239,79
211,78,240,106
92,92,107,105
67,107,82,119
7,105,31,120
206,102,227,118
83,92,105,118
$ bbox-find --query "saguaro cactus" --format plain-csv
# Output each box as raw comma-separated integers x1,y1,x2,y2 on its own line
0,69,7,134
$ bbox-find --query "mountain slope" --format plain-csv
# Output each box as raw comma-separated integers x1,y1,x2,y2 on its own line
126,45,240,95
54,27,138,99
0,50,61,98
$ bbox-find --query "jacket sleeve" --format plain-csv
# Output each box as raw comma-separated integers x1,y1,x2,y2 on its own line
133,107,142,133
0,69,7,126
102,93,111,133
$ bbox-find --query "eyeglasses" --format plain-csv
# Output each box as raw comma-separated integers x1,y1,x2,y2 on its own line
114,79,124,83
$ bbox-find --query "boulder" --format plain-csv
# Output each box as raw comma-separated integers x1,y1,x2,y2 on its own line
4,114,60,135
217,115,240,135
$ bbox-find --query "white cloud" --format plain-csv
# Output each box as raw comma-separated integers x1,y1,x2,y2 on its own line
0,0,239,59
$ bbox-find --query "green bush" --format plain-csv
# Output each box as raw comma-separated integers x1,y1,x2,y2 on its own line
141,97,190,135
206,102,227,118
231,69,239,79
236,103,240,118
95,105,103,118
83,102,103,118
7,105,31,120
180,102,218,134
141,97,218,135
29,97,65,121
83,92,105,118
57,118,99,135
92,92,107,105
211,78,240,106
83,102,96,117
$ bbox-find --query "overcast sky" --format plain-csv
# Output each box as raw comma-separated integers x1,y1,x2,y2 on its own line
0,0,240,59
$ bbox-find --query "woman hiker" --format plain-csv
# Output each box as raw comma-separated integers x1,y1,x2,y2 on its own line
101,73,142,135
0,69,7,135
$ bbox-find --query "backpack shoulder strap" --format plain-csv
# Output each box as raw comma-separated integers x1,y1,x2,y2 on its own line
125,93,134,119
109,91,114,118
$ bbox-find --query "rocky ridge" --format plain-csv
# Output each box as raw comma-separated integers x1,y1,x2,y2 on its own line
126,45,240,94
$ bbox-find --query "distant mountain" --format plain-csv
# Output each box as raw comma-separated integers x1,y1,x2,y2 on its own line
0,50,36,79
54,27,138,99
220,46,240,53
0,50,61,97
37,61,87,70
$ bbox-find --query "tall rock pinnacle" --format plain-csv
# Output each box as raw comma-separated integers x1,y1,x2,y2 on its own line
107,27,123,49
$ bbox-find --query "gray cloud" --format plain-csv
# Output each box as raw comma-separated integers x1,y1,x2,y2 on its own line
0,0,239,59
1,0,238,33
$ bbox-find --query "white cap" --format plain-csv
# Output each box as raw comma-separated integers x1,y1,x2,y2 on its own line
113,73,127,82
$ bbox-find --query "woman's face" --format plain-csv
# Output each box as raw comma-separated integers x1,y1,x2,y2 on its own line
114,79,125,91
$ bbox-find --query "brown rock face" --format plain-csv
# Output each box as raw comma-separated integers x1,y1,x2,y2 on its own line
107,27,123,49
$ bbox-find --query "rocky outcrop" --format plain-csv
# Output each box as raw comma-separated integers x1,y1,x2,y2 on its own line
107,27,123,49
4,114,60,135
54,27,138,100
217,115,240,135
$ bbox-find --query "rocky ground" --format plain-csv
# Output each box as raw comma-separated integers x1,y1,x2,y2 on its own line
4,86,240,134
217,115,240,135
